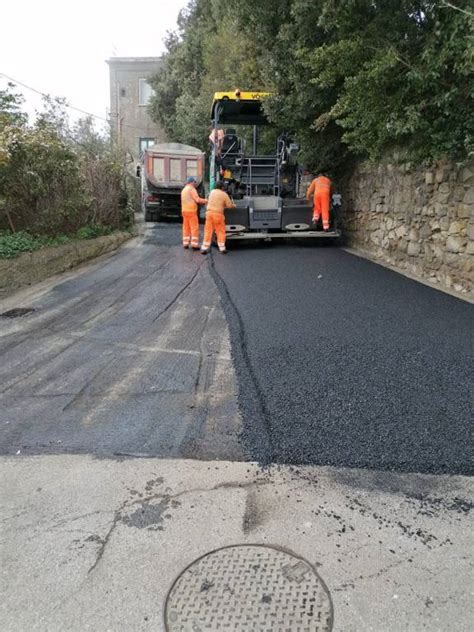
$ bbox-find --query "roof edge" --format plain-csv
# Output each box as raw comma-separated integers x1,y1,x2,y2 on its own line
106,56,164,65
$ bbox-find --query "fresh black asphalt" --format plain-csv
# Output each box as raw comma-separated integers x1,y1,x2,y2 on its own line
210,240,473,475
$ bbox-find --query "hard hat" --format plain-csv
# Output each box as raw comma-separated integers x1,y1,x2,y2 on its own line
186,177,197,184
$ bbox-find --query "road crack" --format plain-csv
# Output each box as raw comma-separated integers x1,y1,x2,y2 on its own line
152,261,205,323
86,478,269,574
87,499,128,574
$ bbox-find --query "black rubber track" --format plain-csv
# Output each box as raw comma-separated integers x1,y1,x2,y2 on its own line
210,241,473,475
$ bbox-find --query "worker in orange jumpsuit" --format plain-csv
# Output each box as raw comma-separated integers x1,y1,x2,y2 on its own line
201,182,236,254
181,177,207,249
306,173,332,231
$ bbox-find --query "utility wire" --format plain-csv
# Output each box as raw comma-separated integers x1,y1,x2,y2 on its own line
0,71,154,132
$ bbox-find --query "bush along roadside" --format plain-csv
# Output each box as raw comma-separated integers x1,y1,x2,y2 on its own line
0,87,136,238
0,224,117,259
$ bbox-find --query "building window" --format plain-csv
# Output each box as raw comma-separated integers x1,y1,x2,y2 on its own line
139,138,155,153
138,79,155,106
120,87,126,97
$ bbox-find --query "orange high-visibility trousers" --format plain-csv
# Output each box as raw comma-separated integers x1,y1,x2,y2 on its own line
313,192,330,230
182,211,200,248
202,212,226,252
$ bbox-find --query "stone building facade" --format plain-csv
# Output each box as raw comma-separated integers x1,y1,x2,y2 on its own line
106,57,165,160
341,159,473,296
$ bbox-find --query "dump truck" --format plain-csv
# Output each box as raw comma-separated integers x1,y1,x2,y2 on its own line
209,91,341,241
141,143,206,221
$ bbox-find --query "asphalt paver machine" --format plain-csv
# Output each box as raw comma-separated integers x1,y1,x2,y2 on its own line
210,91,341,241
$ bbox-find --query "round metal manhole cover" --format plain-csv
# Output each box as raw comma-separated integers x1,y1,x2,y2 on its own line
165,544,333,631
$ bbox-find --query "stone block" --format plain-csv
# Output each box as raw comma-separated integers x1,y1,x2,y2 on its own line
419,224,432,240
464,188,474,204
433,244,444,259
395,225,407,238
448,221,463,235
457,203,472,219
434,202,445,217
425,172,434,185
440,217,450,231
462,167,474,183
408,228,419,242
435,168,446,183
437,192,450,204
453,187,465,203
407,241,421,256
438,182,450,194
445,235,466,253
370,229,383,245
467,224,474,240
466,241,474,256
444,253,462,267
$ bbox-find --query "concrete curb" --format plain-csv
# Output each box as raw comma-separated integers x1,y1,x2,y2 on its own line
0,229,135,295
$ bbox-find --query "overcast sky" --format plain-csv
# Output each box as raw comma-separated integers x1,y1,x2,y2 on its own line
0,0,188,126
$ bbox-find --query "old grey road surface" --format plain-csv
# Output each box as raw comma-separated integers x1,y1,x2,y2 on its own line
0,224,242,460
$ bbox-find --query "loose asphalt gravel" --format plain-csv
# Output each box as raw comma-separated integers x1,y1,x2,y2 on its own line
210,239,473,475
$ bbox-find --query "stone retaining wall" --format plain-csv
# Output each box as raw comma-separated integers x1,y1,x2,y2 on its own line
0,231,134,296
342,159,473,296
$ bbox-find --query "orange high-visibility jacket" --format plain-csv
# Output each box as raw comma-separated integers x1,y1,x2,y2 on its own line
206,189,236,214
306,176,331,202
181,184,207,214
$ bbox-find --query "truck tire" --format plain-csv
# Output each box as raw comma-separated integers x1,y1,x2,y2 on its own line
145,209,153,222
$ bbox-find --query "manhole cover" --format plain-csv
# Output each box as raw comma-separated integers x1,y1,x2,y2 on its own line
1,307,35,318
165,544,333,631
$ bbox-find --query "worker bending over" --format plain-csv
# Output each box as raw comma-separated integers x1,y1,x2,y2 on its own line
201,182,236,255
181,177,207,249
306,173,332,231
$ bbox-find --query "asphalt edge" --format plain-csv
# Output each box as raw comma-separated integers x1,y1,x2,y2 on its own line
343,246,473,304
207,250,274,465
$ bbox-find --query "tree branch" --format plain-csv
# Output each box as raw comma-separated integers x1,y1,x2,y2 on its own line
441,1,474,17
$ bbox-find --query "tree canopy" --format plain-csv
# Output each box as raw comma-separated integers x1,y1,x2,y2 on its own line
149,0,473,174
